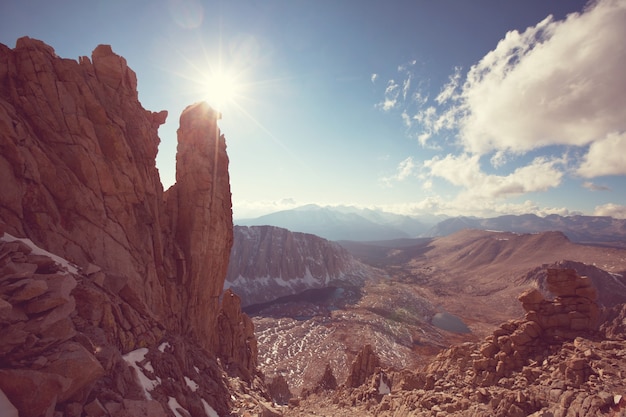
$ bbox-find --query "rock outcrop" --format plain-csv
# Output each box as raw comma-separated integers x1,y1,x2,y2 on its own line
226,225,377,306
0,37,256,416
345,344,381,389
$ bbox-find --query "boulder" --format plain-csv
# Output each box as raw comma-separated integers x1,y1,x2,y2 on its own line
0,368,71,417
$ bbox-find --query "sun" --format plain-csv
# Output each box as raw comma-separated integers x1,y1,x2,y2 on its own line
201,68,243,111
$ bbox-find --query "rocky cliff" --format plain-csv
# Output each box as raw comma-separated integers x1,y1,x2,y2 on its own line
0,38,260,416
226,225,379,306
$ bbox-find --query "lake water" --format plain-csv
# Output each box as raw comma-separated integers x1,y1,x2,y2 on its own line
431,312,471,333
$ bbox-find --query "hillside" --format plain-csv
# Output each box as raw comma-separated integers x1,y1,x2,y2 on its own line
226,225,382,306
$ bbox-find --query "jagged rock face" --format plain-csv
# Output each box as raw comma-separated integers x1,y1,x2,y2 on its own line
0,37,233,349
0,38,248,416
226,225,374,306
0,38,170,321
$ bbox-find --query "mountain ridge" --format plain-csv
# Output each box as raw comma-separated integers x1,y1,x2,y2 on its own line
226,225,382,306
239,205,626,245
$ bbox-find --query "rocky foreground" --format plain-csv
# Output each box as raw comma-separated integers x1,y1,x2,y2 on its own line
283,269,626,417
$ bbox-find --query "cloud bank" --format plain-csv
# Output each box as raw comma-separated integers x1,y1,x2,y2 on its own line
450,0,626,159
377,0,626,217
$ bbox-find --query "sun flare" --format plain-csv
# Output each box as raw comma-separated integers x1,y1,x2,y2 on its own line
201,68,243,111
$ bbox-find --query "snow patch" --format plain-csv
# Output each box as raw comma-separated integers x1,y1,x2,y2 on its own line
1,232,78,275
184,376,199,392
122,348,160,399
201,399,220,417
158,342,171,353
378,376,390,395
168,397,188,417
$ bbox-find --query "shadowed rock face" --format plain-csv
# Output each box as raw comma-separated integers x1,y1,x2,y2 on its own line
0,37,232,349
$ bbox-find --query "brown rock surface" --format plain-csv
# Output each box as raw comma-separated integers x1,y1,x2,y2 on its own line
0,37,232,350
268,374,293,405
0,37,170,324
216,289,258,381
166,101,233,348
345,344,381,388
0,38,256,417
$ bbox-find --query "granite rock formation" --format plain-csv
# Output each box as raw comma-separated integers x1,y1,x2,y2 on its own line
0,38,258,416
226,225,378,306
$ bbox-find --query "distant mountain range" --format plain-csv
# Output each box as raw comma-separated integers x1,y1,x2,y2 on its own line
237,206,626,246
235,204,435,241
423,214,626,246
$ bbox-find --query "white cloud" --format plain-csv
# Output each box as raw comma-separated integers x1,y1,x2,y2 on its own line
435,67,461,105
372,0,626,217
396,157,416,181
424,154,564,199
401,111,412,128
577,131,626,177
489,151,508,168
380,156,417,186
385,80,398,95
582,181,610,191
377,79,400,111
371,73,378,83
593,203,626,219
402,75,412,101
376,197,575,219
452,0,626,155
376,0,626,161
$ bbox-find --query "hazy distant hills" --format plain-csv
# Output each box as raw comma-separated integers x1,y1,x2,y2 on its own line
237,205,626,245
423,213,626,246
236,204,432,241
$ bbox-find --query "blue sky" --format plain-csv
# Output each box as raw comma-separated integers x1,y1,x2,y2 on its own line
1,0,625,220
